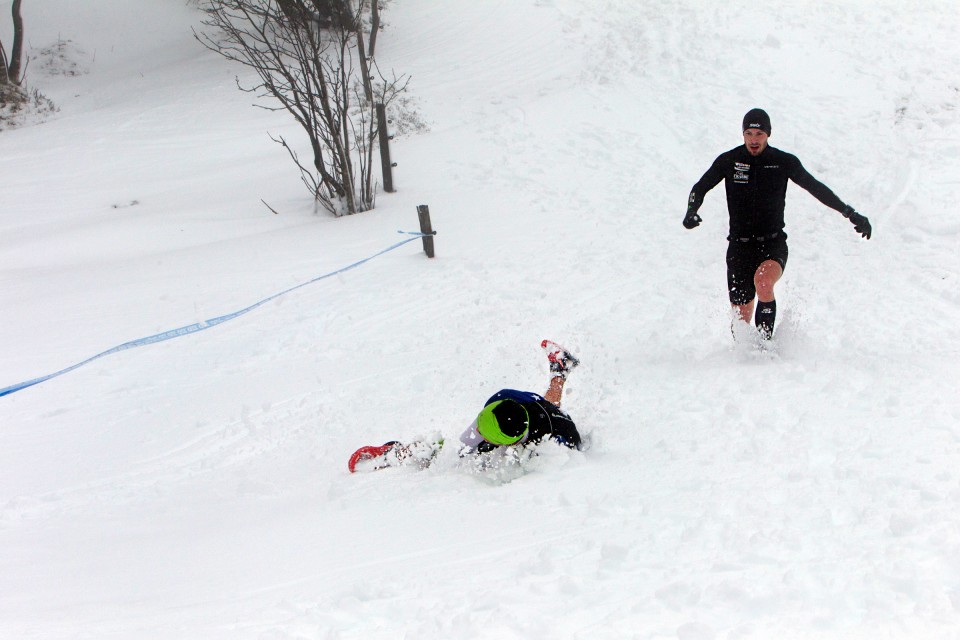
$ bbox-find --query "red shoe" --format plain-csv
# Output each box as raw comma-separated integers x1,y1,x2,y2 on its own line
541,339,580,378
347,436,443,473
348,441,404,473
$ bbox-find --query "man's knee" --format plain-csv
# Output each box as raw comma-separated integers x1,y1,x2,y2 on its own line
754,261,782,298
754,275,776,298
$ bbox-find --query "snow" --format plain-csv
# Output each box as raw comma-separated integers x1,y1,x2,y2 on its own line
2,0,960,638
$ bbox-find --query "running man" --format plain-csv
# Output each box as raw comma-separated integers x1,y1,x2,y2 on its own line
683,108,871,339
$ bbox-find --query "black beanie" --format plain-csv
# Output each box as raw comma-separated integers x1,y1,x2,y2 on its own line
491,400,529,438
742,108,771,135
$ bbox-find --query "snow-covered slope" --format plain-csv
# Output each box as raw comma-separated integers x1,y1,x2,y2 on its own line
2,1,959,638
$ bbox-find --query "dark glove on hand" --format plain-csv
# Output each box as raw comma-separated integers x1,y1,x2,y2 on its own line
843,206,872,239
683,209,702,230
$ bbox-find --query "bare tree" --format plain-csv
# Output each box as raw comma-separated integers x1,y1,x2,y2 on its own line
195,0,408,215
1,0,25,87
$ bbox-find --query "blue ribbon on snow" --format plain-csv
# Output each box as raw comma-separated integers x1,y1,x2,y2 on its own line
1,231,429,399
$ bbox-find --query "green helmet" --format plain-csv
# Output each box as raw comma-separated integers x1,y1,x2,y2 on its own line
476,399,530,445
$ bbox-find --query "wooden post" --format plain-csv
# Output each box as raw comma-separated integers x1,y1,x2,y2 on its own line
376,103,395,193
417,205,436,258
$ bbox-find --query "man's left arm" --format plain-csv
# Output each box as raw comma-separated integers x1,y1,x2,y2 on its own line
790,158,872,239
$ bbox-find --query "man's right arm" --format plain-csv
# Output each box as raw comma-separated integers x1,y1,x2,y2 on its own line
684,155,726,229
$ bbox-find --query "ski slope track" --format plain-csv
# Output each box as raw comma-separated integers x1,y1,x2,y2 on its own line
1,0,959,638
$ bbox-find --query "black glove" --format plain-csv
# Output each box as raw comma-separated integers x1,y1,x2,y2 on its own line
842,206,872,239
683,209,702,230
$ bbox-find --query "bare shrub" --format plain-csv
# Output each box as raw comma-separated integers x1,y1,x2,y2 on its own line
196,0,410,215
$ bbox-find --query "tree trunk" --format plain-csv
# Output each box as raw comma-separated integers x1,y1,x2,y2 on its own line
8,0,24,84
368,0,379,58
355,21,373,102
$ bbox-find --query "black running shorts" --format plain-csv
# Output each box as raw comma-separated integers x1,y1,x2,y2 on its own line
544,403,581,449
528,401,581,450
726,236,788,306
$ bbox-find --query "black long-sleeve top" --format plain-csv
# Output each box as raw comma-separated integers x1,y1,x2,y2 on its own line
688,145,848,239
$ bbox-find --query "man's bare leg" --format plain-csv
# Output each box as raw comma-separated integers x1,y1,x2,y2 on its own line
732,260,783,334
544,375,565,407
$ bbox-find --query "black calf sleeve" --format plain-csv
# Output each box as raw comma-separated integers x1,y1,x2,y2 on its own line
755,300,777,339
